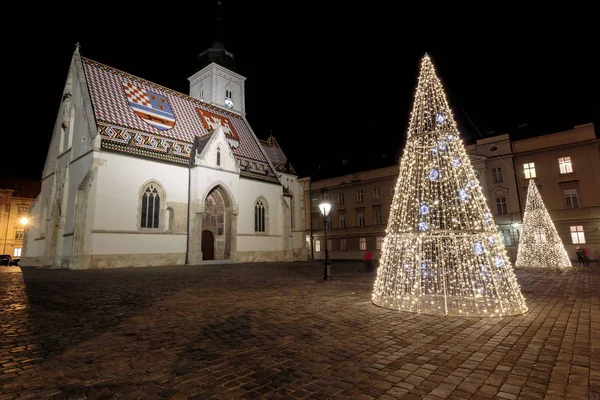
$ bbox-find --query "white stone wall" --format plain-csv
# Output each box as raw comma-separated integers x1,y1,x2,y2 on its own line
92,151,188,255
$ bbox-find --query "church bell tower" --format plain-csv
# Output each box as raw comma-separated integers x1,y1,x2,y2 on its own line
188,1,246,115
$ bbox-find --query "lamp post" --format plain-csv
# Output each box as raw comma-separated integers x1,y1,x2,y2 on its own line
319,199,332,280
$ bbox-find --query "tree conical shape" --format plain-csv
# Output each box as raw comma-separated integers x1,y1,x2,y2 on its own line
372,54,528,317
515,180,572,268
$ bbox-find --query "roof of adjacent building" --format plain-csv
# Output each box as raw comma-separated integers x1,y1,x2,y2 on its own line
82,57,281,183
259,136,296,175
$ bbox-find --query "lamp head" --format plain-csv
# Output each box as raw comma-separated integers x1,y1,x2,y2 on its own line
20,217,29,226
319,200,332,217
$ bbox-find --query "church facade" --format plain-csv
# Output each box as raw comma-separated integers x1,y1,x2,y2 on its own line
22,46,306,269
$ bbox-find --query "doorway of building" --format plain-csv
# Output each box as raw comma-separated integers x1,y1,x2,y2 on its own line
202,230,214,260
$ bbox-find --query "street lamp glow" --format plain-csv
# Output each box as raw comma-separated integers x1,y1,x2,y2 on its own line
20,217,29,226
319,201,332,217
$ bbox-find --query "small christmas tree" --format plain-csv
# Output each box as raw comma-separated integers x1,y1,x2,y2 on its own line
372,54,528,317
515,180,572,269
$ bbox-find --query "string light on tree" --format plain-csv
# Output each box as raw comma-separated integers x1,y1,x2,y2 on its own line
372,54,528,317
515,179,572,269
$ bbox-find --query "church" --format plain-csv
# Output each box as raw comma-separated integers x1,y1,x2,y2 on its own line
21,39,307,269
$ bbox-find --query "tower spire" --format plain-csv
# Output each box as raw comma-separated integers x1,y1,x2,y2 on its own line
196,1,236,72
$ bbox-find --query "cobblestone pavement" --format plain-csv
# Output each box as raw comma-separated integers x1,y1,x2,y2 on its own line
1,262,599,400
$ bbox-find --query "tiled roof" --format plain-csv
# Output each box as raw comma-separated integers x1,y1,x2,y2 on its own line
260,136,296,175
82,57,277,182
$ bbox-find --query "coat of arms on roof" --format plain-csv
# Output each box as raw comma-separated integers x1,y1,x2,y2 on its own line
196,108,240,149
122,82,176,131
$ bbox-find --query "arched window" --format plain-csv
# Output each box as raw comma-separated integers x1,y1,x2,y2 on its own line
140,183,162,228
255,199,266,232
217,147,221,166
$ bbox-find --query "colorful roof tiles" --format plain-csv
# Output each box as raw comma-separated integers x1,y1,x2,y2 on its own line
260,136,296,175
82,57,278,181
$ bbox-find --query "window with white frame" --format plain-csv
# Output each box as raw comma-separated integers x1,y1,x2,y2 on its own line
15,227,24,240
340,238,347,251
373,187,380,200
14,248,21,257
558,157,573,174
358,212,365,227
523,162,536,179
374,209,383,225
496,197,508,215
359,237,367,251
564,189,579,209
226,89,232,99
357,189,363,202
492,167,503,183
140,182,162,229
315,239,321,252
570,225,585,244
255,199,266,232
338,192,344,205
376,236,384,250
339,214,346,228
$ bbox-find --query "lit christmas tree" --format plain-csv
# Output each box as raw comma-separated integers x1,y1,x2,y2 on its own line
372,54,528,316
515,180,572,269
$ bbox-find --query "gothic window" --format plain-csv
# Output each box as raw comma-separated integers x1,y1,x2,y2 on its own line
255,199,266,232
217,147,221,166
140,182,163,229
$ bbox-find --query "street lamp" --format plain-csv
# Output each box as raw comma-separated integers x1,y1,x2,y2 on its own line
319,199,332,280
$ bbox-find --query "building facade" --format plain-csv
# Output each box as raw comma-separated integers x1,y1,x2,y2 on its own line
0,180,40,258
304,123,599,263
22,42,306,269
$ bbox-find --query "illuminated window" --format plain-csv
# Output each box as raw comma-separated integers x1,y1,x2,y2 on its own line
18,207,28,216
558,157,573,174
374,209,383,225
340,238,347,251
534,233,547,243
357,189,363,202
523,162,536,179
358,212,365,227
359,237,367,251
14,248,22,257
338,192,344,205
339,214,346,228
496,197,508,215
311,197,318,207
570,226,585,244
564,189,579,209
376,236,384,250
492,167,503,183
15,227,25,240
373,187,380,200
315,240,321,252
500,229,513,246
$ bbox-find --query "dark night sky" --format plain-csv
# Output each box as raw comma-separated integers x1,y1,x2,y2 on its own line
6,2,598,182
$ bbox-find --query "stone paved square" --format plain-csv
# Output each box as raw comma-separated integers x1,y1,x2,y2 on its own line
1,262,598,399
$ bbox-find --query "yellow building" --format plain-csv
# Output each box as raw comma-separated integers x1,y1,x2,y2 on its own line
1,181,39,259
303,123,599,263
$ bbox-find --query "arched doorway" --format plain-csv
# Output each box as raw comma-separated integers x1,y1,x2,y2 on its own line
202,230,214,260
201,186,233,260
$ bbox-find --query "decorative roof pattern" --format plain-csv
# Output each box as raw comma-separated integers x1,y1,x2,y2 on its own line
260,136,296,175
82,57,276,180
